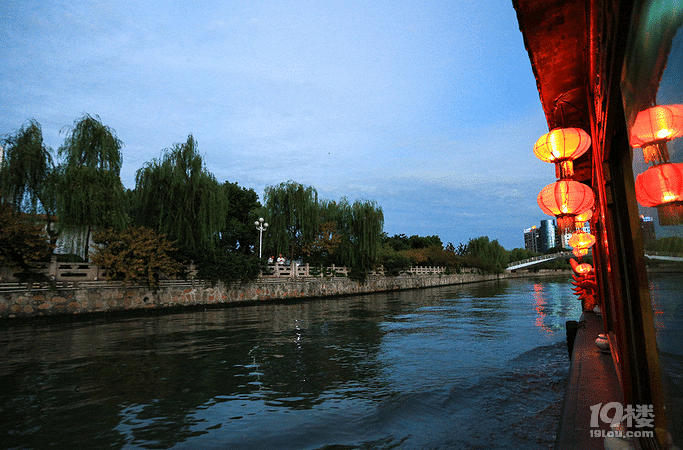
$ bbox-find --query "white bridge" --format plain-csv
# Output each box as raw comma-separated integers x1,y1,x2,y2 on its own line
505,250,683,271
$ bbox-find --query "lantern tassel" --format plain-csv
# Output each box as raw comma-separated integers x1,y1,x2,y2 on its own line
557,160,574,178
657,202,683,226
642,142,670,164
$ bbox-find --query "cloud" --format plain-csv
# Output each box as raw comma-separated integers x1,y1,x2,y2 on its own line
0,0,553,250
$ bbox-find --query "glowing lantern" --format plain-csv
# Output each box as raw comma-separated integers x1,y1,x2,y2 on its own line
569,231,596,249
629,104,683,163
534,127,591,178
537,180,595,232
635,162,683,225
569,231,595,260
576,263,593,274
574,208,592,230
569,258,592,274
572,247,589,258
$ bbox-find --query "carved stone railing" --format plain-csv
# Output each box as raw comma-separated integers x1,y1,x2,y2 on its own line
2,258,458,283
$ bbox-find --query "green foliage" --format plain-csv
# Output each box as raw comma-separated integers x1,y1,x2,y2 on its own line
347,199,384,272
455,242,468,256
303,221,342,265
134,135,227,256
423,246,460,267
382,233,442,251
58,114,128,257
646,236,683,254
402,247,430,265
59,114,123,171
315,198,348,266
408,234,442,249
219,181,261,253
383,233,410,251
1,119,55,213
380,244,412,275
545,245,568,254
263,180,319,261
466,236,507,273
262,191,383,277
508,247,540,263
194,253,262,285
1,119,60,247
92,226,182,287
0,205,54,280
534,258,570,270
59,167,128,229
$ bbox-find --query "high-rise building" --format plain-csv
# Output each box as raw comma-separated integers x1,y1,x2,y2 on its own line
539,219,557,252
524,226,540,252
560,221,591,248
525,219,570,253
640,216,656,245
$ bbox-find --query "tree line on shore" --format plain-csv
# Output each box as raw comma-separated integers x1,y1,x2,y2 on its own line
2,114,569,285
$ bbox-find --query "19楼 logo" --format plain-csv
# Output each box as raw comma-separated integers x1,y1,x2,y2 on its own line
589,402,655,438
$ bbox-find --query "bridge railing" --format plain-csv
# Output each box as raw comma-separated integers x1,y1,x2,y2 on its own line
644,250,683,258
506,251,576,270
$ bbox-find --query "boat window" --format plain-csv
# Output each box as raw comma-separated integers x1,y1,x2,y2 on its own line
621,2,683,447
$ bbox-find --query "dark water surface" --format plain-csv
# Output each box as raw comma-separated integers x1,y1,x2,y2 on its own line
1,276,582,450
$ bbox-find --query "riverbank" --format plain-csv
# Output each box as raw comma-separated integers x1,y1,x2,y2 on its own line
0,269,571,319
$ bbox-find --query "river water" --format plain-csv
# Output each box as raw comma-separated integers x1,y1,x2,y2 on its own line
1,275,582,450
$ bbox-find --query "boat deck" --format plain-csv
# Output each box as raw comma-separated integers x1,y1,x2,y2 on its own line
555,311,625,449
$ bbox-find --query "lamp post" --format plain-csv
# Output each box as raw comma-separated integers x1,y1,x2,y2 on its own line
254,218,268,259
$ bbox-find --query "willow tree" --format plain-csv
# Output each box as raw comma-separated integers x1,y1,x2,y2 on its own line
347,199,384,273
134,135,226,258
0,120,59,246
219,181,261,254
312,197,383,273
58,114,128,258
263,181,318,261
302,198,343,266
465,236,508,273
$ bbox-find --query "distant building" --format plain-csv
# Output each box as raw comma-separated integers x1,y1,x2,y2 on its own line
640,216,656,244
525,219,567,253
561,221,591,248
539,219,558,253
524,226,540,253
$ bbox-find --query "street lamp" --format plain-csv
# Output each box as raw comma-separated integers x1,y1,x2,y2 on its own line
254,218,268,259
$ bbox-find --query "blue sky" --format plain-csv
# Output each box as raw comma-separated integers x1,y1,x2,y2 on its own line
0,0,554,249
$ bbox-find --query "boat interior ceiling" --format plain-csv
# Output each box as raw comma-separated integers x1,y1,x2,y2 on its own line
512,0,599,186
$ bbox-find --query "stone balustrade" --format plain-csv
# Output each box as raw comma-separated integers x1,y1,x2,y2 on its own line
2,259,491,285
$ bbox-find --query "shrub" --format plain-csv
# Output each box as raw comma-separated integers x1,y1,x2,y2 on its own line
0,205,53,280
92,226,181,286
194,252,262,285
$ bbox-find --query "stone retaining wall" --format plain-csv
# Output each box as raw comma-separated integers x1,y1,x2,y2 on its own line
0,270,569,319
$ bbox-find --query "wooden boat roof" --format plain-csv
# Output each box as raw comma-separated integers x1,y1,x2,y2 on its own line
511,0,594,184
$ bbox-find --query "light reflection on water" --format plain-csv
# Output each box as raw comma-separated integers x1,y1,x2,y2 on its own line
0,275,582,450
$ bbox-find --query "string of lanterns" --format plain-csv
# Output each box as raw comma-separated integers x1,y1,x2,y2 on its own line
532,126,597,310
529,105,682,310
629,104,683,225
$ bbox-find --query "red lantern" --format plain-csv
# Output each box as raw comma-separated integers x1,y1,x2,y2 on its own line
572,247,589,258
569,231,596,249
574,209,592,229
537,180,595,231
629,104,683,163
635,163,683,225
534,128,591,178
575,263,593,274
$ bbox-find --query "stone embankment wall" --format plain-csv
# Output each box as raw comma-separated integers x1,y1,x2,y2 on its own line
0,270,569,319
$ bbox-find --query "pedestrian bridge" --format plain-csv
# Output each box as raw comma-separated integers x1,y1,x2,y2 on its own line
505,250,683,271
505,251,577,271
